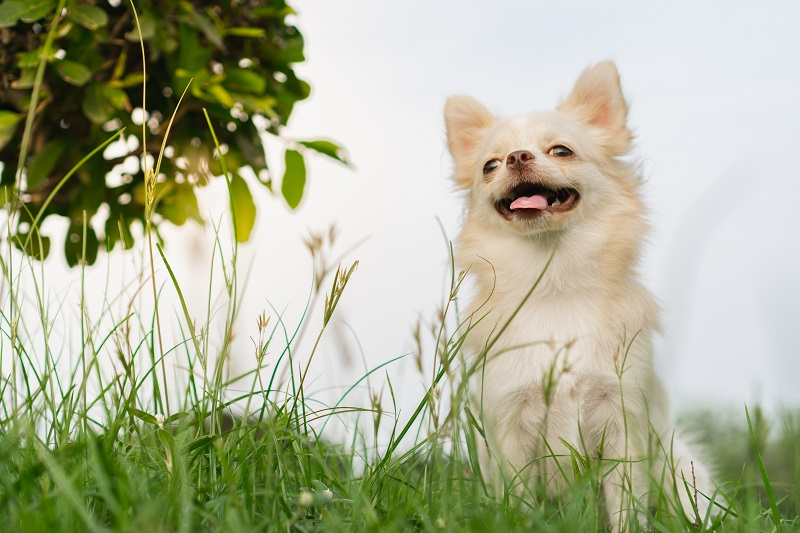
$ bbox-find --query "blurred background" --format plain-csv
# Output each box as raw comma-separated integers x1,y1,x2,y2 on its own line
221,0,800,413
6,0,800,419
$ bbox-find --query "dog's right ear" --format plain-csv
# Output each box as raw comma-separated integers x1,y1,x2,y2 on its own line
445,96,496,187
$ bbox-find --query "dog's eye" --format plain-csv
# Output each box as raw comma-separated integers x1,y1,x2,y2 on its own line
483,159,501,174
549,145,574,158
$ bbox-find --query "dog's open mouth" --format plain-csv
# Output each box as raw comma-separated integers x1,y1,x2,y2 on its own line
496,183,580,220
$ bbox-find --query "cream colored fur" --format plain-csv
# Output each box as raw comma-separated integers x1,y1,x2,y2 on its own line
445,62,714,530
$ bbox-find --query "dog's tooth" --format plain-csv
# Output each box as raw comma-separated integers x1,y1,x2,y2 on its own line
552,198,562,206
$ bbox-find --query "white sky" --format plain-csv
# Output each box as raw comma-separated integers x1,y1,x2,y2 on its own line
15,1,800,422
260,0,800,412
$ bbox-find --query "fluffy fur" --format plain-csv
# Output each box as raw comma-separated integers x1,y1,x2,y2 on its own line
445,62,714,529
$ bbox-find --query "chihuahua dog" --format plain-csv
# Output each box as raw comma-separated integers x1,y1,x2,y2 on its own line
445,62,714,529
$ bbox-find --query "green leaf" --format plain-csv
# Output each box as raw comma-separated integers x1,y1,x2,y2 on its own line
234,129,267,171
206,84,234,107
745,406,783,530
0,111,23,151
229,172,256,242
104,86,129,111
82,83,114,124
298,140,350,166
67,3,108,30
19,0,54,22
0,1,27,28
250,6,296,18
82,83,128,122
0,0,54,27
26,139,68,190
55,19,73,38
11,68,36,89
157,428,176,451
125,11,155,41
0,185,15,203
54,60,93,86
106,72,144,89
180,8,224,50
12,231,50,260
175,24,211,73
165,411,192,425
157,182,201,226
223,27,265,38
186,435,215,454
64,219,99,267
129,408,159,425
297,79,311,100
37,447,104,533
281,149,306,209
276,38,305,64
235,93,277,116
104,213,133,251
223,68,266,94
16,46,57,69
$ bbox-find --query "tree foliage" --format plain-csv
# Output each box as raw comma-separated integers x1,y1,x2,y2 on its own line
0,0,347,266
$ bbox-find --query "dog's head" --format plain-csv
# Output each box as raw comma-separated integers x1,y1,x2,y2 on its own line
445,62,638,236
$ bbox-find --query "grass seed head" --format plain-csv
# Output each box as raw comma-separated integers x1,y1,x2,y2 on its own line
257,311,269,333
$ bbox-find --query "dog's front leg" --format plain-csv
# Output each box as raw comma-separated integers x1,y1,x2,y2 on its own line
482,391,549,496
582,383,650,532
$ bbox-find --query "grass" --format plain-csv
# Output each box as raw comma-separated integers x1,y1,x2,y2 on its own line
0,230,798,533
0,192,798,533
0,5,798,532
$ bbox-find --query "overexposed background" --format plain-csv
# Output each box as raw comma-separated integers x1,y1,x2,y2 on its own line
265,0,800,412
22,0,800,420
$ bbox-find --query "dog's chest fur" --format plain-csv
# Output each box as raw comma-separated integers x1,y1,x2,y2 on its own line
458,225,660,437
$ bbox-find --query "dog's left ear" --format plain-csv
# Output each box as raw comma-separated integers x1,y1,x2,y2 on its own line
558,61,632,156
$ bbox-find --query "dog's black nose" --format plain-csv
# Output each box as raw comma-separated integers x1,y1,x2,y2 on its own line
506,150,534,171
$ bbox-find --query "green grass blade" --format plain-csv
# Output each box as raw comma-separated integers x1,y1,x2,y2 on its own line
37,447,105,533
745,404,783,531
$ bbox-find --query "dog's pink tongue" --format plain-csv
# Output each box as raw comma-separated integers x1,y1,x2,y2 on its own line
509,195,548,210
